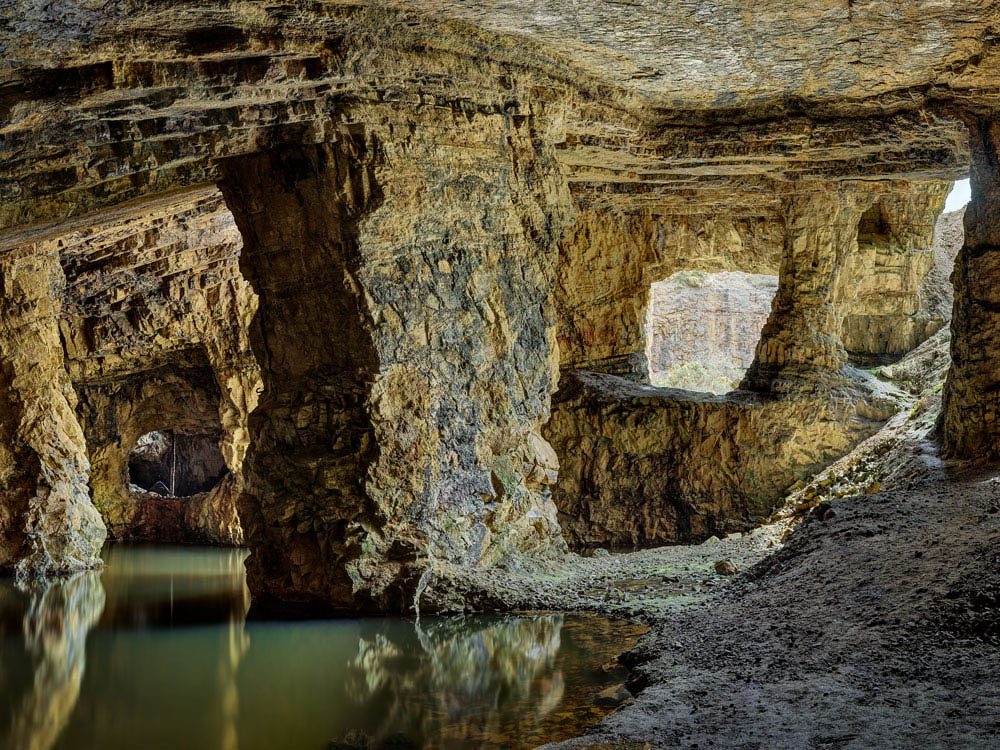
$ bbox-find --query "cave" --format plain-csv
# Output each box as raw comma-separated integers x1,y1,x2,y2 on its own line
1,2,1000,748
128,430,228,498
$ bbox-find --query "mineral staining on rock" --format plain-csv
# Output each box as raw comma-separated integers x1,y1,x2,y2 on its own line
54,187,258,546
841,183,953,366
0,0,998,616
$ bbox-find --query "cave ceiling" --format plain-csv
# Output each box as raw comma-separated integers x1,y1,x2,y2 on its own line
1,0,997,237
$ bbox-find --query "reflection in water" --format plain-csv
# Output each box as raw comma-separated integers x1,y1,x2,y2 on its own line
1,572,104,750
0,546,645,750
344,615,567,748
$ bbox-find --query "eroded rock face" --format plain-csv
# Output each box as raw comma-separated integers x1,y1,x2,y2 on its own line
942,118,1000,460
556,210,783,379
545,369,900,548
0,245,106,578
548,183,949,548
841,183,952,365
219,112,572,610
1,0,998,603
741,189,871,392
53,187,259,546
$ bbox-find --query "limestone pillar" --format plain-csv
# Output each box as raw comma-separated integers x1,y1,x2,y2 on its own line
0,246,106,577
941,118,1000,460
741,188,868,392
219,107,573,611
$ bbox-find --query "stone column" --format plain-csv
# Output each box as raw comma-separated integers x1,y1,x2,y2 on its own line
941,118,1000,460
218,137,383,609
0,245,105,578
741,188,868,392
219,105,573,611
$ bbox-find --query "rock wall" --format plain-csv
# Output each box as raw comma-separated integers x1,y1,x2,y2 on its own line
55,187,259,545
0,244,106,577
942,118,1000,460
545,370,900,548
0,0,997,602
841,182,951,365
741,189,871,392
548,184,935,547
646,271,778,393
219,104,573,610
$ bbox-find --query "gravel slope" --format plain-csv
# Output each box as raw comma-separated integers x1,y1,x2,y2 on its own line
541,474,1000,749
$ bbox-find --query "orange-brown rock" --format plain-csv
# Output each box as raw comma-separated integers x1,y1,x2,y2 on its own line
0,244,106,577
545,369,901,548
50,187,258,545
557,210,783,379
1,0,999,610
841,183,952,365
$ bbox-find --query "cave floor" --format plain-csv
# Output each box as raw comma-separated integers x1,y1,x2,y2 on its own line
526,473,1000,749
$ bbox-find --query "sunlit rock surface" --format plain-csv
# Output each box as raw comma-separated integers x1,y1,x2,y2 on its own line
0,0,998,608
841,182,952,365
646,271,778,393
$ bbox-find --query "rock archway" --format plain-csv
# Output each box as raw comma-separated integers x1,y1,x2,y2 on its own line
77,364,242,545
0,0,997,615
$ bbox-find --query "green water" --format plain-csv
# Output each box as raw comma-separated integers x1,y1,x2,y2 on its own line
0,545,645,750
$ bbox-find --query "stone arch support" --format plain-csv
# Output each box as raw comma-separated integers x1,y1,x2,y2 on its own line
0,245,105,578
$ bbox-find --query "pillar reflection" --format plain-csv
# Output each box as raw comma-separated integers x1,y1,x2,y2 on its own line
339,614,565,748
1,571,105,750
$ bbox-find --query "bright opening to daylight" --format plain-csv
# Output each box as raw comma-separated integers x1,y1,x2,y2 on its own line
945,178,971,212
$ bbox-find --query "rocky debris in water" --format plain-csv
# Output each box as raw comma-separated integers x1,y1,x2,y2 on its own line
714,559,739,576
600,658,629,681
594,683,633,708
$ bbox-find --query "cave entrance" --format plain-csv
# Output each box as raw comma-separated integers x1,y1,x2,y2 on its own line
128,430,227,498
645,270,778,393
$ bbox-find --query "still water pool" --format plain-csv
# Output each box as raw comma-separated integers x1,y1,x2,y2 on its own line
0,545,646,750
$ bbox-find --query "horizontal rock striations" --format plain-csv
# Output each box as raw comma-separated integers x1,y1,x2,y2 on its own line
0,0,998,610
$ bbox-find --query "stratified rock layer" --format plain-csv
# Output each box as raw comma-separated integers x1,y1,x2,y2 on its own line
557,210,783,379
545,369,900,548
0,245,105,577
53,187,258,545
0,0,998,606
841,183,951,365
